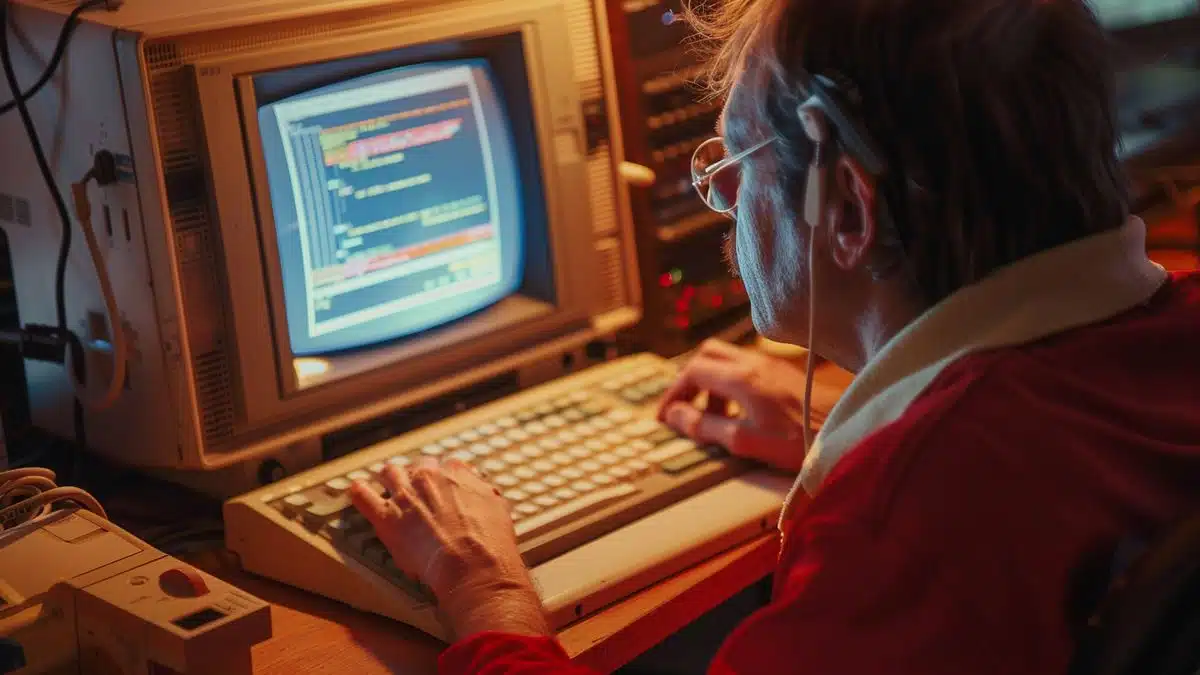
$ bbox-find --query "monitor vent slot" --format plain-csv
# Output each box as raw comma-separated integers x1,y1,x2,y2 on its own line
595,237,626,312
565,0,602,100
587,151,617,236
193,349,235,442
146,45,237,447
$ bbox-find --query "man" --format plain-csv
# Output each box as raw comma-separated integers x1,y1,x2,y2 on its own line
349,0,1200,672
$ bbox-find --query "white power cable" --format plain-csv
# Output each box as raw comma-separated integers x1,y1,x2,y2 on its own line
68,178,127,411
0,467,106,532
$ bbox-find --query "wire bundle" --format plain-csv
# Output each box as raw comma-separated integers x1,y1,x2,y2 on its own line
0,467,105,532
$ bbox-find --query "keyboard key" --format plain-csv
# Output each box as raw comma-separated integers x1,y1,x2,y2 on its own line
543,415,567,429
553,397,574,410
449,450,476,463
646,439,698,464
346,470,371,482
368,462,387,475
421,444,444,457
480,459,507,474
524,422,549,436
581,400,610,416
661,449,718,474
488,436,513,450
606,408,635,423
459,430,481,443
579,460,603,474
533,403,556,416
573,422,597,437
592,473,616,486
304,497,353,529
595,453,620,466
624,459,651,475
440,437,464,450
388,455,412,468
469,443,494,458
607,466,632,480
630,439,655,453
520,445,545,459
601,380,623,392
542,474,566,488
621,388,648,404
559,467,584,480
325,477,353,494
515,484,639,540
553,488,578,501
493,474,519,488
561,408,585,423
590,417,614,431
568,446,592,460
549,452,574,466
282,493,311,510
503,489,529,502
477,424,500,437
614,445,638,459
538,438,563,451
556,430,580,444
534,495,560,508
647,428,677,445
521,481,548,495
512,466,537,481
501,452,525,465
494,416,518,429
531,460,556,473
569,391,592,403
622,419,662,438
584,439,610,453
516,411,537,424
505,428,531,442
515,502,541,516
571,480,597,493
603,432,626,446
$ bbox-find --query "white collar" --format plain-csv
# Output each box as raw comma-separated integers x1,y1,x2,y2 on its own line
780,218,1168,529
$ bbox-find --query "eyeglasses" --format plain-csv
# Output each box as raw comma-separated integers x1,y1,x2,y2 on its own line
691,136,776,215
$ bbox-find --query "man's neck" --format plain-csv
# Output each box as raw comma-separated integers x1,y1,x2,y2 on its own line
845,287,925,373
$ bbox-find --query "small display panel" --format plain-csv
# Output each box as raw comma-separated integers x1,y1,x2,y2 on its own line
258,59,525,356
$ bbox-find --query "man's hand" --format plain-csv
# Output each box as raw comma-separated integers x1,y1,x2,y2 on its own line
349,459,550,640
658,340,838,472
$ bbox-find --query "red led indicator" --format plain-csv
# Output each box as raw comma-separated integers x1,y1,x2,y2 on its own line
676,298,690,313
674,315,691,329
710,294,724,308
659,273,674,288
682,285,697,300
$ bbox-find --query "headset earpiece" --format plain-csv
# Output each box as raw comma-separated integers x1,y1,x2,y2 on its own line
798,99,829,229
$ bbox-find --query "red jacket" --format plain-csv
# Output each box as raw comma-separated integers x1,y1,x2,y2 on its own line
442,259,1200,671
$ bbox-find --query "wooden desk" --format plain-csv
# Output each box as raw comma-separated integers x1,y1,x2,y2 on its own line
183,362,852,674
191,532,781,675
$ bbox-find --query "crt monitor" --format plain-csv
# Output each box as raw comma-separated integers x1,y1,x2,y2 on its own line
1091,0,1199,31
1,0,630,479
257,59,525,357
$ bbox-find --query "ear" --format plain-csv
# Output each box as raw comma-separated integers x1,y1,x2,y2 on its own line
826,156,877,272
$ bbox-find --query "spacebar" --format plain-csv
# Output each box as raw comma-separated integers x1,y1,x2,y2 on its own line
515,484,639,541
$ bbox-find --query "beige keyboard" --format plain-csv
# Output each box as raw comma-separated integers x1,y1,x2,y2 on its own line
225,353,784,639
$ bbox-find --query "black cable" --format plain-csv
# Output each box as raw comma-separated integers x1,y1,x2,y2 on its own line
0,0,102,116
1,0,100,464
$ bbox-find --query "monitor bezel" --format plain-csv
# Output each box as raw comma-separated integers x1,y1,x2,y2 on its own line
188,0,600,435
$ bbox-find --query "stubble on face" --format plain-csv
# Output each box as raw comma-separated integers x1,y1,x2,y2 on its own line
723,228,740,278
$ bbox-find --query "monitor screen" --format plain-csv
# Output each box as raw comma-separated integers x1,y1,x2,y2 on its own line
1091,0,1198,29
258,59,525,356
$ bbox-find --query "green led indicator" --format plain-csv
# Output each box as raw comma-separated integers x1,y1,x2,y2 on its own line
670,268,684,284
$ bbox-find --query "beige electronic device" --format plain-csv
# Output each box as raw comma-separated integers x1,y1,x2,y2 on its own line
0,508,271,674
3,0,641,497
226,352,794,640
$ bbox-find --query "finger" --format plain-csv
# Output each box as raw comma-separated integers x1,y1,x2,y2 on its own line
443,458,500,494
698,339,747,361
658,353,727,420
380,464,417,506
348,480,391,525
660,357,756,418
663,402,768,460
